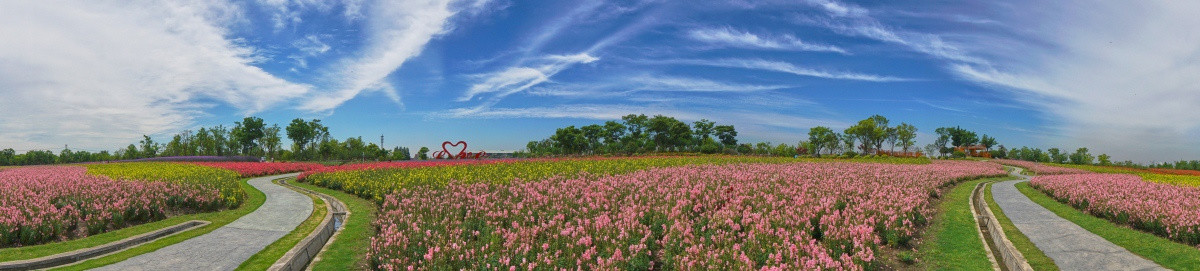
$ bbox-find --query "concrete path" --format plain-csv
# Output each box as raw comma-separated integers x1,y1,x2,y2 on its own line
992,168,1164,271
93,173,310,271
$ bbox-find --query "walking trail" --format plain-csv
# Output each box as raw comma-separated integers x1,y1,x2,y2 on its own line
93,173,310,271
991,167,1164,271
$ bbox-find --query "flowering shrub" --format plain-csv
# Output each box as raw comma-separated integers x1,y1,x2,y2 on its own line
303,157,805,203
369,160,1006,270
190,162,325,177
1031,174,1200,245
989,159,1090,175
0,166,224,247
85,162,245,208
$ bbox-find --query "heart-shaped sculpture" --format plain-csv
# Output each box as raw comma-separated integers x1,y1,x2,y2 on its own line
441,141,468,157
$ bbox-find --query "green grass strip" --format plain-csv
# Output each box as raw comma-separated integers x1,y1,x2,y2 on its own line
292,181,377,271
917,177,1006,270
49,178,267,271
237,181,326,271
1016,182,1200,270
984,182,1059,270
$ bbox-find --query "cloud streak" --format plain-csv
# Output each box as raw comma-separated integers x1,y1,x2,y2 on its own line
687,27,846,54
299,0,492,112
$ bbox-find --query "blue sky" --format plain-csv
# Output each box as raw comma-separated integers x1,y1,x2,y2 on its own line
1,0,1198,163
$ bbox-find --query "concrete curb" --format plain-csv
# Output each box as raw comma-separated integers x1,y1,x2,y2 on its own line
0,220,209,271
270,179,347,271
971,180,1034,271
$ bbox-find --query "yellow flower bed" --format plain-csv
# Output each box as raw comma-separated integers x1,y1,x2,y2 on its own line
85,162,245,208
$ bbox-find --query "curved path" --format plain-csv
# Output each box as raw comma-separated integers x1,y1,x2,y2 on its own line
93,173,310,271
992,168,1164,271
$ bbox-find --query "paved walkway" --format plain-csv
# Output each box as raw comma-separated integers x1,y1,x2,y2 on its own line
992,168,1164,271
94,173,310,271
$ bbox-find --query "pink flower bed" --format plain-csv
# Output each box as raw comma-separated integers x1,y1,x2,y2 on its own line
370,160,1006,270
0,166,222,247
990,159,1089,175
190,162,325,177
1031,173,1200,245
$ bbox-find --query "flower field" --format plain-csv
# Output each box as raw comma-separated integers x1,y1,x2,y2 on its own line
1030,174,1200,245
303,156,820,203
368,160,1006,269
190,162,325,177
0,166,226,247
85,163,245,208
989,159,1090,175
1051,164,1200,187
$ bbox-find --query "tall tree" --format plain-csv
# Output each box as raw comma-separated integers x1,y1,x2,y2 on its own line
138,135,159,158
581,124,604,154
895,123,917,152
807,126,837,157
692,119,715,140
262,124,282,160
979,135,997,151
713,125,738,147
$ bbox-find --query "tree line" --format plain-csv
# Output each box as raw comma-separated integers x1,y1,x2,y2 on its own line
0,117,418,166
523,114,740,156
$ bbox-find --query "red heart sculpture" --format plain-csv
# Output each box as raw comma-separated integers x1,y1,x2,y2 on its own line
441,141,467,158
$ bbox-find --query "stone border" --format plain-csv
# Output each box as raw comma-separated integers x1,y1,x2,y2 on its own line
971,180,1034,271
270,179,347,271
0,220,209,271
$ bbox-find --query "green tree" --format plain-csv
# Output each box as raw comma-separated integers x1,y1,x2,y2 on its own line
692,119,715,140
1048,148,1067,164
895,123,917,153
581,124,604,154
713,125,738,147
262,124,282,160
139,135,159,158
231,117,265,156
1097,153,1112,166
979,134,997,151
1069,148,1094,165
807,126,837,157
417,147,430,160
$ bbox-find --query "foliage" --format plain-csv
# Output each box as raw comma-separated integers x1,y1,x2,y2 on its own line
525,114,736,156
1031,174,1200,245
84,162,245,208
368,161,1006,269
0,166,227,247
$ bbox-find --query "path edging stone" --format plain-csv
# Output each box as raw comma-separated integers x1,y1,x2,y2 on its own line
971,180,1034,271
0,220,209,271
269,179,348,271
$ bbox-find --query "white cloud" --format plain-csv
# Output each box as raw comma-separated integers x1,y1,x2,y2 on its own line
459,53,599,102
299,0,490,112
947,1,1200,162
0,1,309,150
666,58,912,82
629,75,790,92
687,27,846,53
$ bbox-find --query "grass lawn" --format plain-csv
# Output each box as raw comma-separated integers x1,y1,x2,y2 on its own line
237,180,326,271
1017,182,1200,270
916,176,1011,270
292,181,377,271
984,182,1059,270
48,178,267,271
0,178,261,263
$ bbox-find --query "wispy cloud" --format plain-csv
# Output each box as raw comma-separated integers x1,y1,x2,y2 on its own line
686,27,846,54
459,53,598,102
642,58,911,82
0,1,309,150
628,75,791,92
300,0,495,112
793,1,983,64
